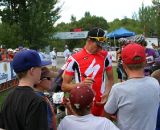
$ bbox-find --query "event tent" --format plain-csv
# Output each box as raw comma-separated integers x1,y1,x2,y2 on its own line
107,27,136,39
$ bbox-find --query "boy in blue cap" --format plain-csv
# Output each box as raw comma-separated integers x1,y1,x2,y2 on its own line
0,50,50,130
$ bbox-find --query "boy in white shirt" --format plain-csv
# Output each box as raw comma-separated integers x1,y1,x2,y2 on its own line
58,85,119,130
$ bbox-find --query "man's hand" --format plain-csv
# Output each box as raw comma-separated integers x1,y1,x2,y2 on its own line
80,77,94,87
95,93,108,106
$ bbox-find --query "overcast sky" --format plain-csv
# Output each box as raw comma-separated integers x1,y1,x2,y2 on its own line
55,0,152,24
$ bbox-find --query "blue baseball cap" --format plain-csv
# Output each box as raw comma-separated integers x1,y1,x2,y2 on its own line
12,49,50,73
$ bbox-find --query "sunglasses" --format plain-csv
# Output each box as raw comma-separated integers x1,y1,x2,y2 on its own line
41,77,52,81
89,37,107,42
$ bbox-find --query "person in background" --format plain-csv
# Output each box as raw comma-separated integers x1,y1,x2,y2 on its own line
1,47,8,61
34,67,57,130
133,35,159,76
151,69,160,130
104,43,160,130
0,50,49,130
58,85,119,130
0,48,2,61
116,49,123,82
7,48,14,60
62,27,114,116
50,47,57,70
116,38,129,82
63,45,71,61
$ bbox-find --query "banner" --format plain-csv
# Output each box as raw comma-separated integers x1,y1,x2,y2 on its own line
108,51,117,62
0,62,16,84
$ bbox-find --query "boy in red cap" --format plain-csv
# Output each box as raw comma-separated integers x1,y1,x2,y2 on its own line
58,85,119,130
104,43,160,130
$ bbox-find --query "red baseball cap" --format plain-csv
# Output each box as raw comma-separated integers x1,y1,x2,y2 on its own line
69,85,95,110
121,43,146,64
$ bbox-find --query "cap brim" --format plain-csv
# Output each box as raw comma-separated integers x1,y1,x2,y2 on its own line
41,60,52,66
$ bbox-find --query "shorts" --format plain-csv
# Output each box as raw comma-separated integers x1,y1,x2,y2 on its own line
51,59,57,66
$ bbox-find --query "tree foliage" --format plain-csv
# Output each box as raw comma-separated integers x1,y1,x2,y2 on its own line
0,0,159,50
138,0,160,37
0,0,61,49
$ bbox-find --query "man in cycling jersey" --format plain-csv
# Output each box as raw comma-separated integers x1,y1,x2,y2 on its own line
62,27,114,116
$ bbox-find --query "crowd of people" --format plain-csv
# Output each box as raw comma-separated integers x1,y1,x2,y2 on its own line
0,27,160,130
0,47,20,61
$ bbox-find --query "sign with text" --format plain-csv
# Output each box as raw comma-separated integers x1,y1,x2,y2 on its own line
0,62,16,84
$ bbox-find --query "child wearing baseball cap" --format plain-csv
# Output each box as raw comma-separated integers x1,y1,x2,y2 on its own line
58,85,119,130
104,43,160,130
0,50,50,130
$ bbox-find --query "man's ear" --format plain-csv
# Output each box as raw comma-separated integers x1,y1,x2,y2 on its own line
29,67,35,76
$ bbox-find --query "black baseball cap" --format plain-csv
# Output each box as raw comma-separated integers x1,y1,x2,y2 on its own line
87,27,106,47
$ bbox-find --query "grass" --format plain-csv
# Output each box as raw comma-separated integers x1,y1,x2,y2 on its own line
0,90,10,107
0,66,118,107
113,66,118,83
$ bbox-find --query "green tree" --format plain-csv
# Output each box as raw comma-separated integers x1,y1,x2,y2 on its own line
0,0,61,49
138,1,160,37
0,23,22,48
152,0,160,37
77,12,109,31
55,12,109,49
108,18,142,34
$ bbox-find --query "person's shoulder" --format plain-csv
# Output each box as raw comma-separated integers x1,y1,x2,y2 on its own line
146,76,159,85
145,76,157,81
89,115,117,125
59,115,75,123
111,83,123,91
16,87,46,102
99,50,108,55
110,82,130,94
72,49,85,59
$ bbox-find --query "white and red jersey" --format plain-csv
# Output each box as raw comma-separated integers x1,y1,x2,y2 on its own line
64,48,112,101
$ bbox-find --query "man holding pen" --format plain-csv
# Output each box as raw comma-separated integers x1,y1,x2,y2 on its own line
62,27,114,116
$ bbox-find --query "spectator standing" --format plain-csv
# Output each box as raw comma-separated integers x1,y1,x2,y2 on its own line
63,45,71,61
50,47,57,70
7,48,14,60
62,27,114,116
133,35,159,75
116,38,129,81
0,50,49,130
58,85,119,130
34,67,57,130
0,48,2,61
104,43,160,130
1,47,8,61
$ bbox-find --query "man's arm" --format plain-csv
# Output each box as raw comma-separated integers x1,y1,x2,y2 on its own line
96,68,114,105
61,74,76,92
104,111,117,121
105,68,114,98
